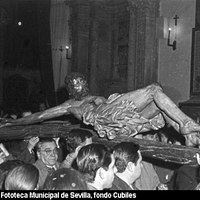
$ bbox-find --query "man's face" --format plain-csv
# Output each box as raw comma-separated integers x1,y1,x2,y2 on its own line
37,141,58,166
103,154,117,189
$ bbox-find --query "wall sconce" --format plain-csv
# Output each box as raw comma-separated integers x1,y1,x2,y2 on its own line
58,45,71,59
168,28,176,50
65,45,70,59
167,15,179,51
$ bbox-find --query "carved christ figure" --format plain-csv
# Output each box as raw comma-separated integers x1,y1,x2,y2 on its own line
0,72,200,147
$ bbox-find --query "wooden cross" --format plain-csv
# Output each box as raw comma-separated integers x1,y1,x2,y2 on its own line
173,15,179,26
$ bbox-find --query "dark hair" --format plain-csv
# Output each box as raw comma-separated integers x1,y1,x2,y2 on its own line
0,160,24,190
197,167,200,183
66,129,93,152
113,142,140,173
4,163,39,190
43,168,88,190
76,143,112,183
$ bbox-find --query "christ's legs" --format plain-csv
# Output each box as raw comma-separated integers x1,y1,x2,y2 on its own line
152,85,200,135
124,83,200,145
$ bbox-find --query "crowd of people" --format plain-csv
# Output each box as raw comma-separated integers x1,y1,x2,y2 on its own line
0,127,199,191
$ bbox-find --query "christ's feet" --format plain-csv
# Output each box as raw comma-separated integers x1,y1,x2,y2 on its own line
181,120,200,135
184,132,200,147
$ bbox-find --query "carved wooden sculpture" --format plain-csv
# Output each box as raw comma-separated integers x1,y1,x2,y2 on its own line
0,73,200,148
82,83,200,147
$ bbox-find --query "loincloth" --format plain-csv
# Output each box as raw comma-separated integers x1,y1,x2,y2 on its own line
83,93,165,139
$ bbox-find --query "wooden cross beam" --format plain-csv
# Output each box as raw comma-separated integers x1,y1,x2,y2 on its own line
93,136,200,166
0,121,199,166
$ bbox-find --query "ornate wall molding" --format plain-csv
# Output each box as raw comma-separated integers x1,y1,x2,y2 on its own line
69,1,90,73
127,0,159,90
70,0,160,96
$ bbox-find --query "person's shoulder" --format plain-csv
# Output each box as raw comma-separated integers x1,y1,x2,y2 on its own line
34,159,44,169
177,165,198,175
110,174,132,190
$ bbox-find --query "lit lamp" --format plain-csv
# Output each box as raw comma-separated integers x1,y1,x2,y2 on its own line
167,15,179,51
167,28,176,50
65,45,70,59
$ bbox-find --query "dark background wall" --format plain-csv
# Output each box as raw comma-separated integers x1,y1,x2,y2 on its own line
0,0,56,114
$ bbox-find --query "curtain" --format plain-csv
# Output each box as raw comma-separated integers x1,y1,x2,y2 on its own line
50,0,71,92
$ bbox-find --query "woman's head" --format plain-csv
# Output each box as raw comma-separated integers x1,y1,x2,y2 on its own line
76,143,114,183
43,168,88,190
4,163,39,190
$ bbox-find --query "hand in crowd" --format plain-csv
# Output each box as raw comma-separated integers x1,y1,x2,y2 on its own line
53,137,60,148
27,136,39,153
0,154,6,165
196,153,200,165
0,143,9,164
157,183,168,190
195,182,200,190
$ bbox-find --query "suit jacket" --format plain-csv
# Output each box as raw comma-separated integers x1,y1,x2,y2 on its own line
34,159,61,189
135,161,160,190
61,152,76,168
110,174,138,190
16,148,36,163
168,165,200,190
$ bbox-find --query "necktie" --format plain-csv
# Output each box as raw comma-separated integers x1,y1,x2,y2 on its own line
46,165,57,173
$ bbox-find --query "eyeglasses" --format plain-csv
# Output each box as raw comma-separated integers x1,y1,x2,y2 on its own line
40,148,58,155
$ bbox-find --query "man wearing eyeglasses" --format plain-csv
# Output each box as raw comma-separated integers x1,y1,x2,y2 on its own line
34,138,60,189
